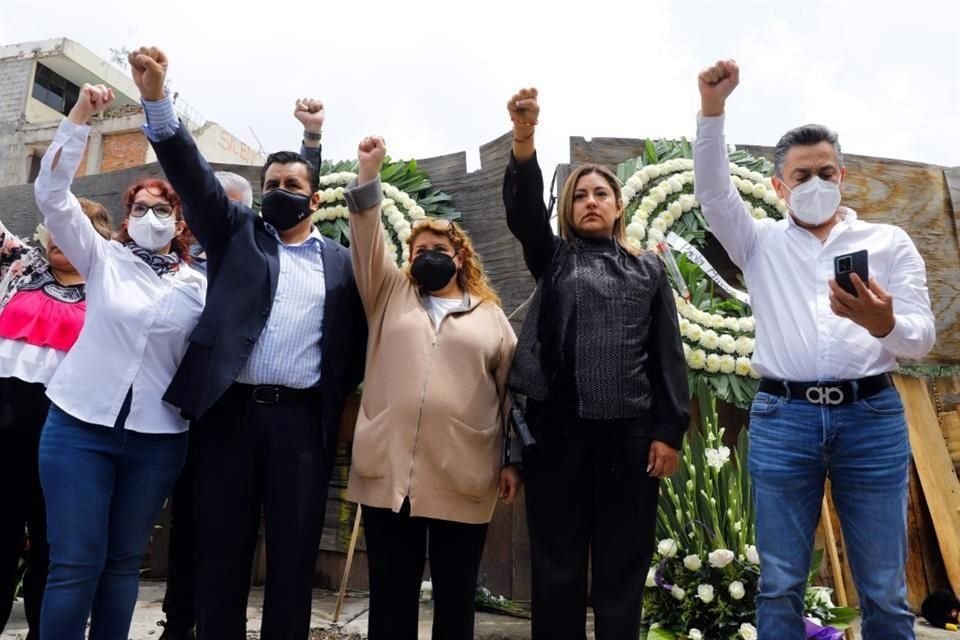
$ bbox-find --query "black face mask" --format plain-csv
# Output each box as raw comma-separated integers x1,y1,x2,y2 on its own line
260,188,312,231
411,250,457,291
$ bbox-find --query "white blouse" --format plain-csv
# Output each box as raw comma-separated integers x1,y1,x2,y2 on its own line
34,118,207,434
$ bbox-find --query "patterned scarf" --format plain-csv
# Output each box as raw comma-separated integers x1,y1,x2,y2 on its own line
123,242,180,277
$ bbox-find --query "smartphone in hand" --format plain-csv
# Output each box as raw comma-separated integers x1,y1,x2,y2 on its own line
834,249,869,296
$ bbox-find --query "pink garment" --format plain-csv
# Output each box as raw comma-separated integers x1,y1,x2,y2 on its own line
0,288,85,352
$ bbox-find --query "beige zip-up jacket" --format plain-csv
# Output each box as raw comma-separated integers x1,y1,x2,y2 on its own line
343,177,516,524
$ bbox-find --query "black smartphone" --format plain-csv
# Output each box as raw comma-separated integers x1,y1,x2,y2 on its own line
834,249,869,296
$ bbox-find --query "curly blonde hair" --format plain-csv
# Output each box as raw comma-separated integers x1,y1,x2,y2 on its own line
405,218,502,307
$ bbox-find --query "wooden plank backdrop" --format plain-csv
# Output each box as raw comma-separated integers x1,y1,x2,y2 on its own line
1,131,957,602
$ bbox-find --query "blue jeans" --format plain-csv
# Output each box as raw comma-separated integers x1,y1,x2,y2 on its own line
748,386,914,640
38,403,187,640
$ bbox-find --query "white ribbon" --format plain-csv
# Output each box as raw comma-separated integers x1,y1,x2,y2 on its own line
666,231,751,306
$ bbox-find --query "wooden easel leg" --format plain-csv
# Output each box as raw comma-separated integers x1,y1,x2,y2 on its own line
333,504,363,623
821,494,854,640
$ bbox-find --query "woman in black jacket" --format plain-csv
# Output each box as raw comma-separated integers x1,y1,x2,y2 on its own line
503,87,690,640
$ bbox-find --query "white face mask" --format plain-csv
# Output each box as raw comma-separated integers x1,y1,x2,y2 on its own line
128,210,177,253
782,176,842,226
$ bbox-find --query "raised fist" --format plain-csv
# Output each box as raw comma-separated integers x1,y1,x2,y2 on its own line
127,46,168,101
68,84,115,124
698,59,739,117
357,136,386,184
294,98,325,133
507,87,539,128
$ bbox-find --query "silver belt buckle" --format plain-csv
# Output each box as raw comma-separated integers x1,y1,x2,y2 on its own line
252,385,281,404
805,385,844,405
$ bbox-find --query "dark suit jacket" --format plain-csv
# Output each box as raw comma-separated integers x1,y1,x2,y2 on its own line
151,125,367,460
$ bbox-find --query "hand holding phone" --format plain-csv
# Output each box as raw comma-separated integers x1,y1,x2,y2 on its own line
834,250,869,297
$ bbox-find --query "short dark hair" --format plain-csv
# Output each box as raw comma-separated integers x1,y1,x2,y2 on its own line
921,589,960,628
773,124,843,178
260,151,318,193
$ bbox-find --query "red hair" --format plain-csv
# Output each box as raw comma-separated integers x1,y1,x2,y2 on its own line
116,178,191,262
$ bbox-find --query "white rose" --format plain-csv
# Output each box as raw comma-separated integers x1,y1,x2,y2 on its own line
657,538,679,558
701,330,720,350
626,222,646,241
679,194,697,210
719,355,736,374
708,548,735,568
745,544,760,565
645,567,657,587
688,630,703,640
718,334,737,354
670,585,686,600
687,349,707,370
683,554,702,571
697,584,715,603
705,354,722,373
686,324,704,342
739,622,757,640
735,357,753,376
729,580,746,600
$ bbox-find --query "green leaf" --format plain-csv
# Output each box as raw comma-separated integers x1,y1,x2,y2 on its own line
647,627,677,640
827,606,860,627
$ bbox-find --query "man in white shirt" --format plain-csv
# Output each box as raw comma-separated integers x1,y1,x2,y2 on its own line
694,59,935,640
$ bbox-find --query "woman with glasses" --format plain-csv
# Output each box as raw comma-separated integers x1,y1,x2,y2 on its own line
32,84,206,640
342,136,520,639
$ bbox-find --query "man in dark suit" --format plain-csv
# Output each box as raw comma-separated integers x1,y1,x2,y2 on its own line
128,46,366,639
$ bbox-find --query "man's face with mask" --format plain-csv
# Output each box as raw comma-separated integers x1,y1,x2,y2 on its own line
771,142,846,228
260,162,321,231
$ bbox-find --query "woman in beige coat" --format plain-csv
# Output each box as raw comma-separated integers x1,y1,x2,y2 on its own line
342,136,521,640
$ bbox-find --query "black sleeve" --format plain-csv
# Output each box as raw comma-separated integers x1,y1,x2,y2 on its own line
646,266,691,449
149,124,247,254
502,151,558,281
300,142,322,181
344,259,368,393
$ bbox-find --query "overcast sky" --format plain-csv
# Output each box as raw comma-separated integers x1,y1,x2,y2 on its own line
3,0,958,180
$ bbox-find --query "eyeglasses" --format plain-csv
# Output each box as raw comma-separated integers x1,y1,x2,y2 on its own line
411,217,453,229
129,202,175,219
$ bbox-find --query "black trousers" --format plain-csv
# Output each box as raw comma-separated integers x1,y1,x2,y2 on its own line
524,410,661,640
0,379,50,640
363,499,488,640
162,435,197,630
192,384,329,640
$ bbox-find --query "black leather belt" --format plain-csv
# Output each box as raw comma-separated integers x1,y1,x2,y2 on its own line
233,383,320,405
758,373,892,406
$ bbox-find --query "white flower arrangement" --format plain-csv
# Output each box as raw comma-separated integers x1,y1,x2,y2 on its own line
311,171,431,266
673,293,760,379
